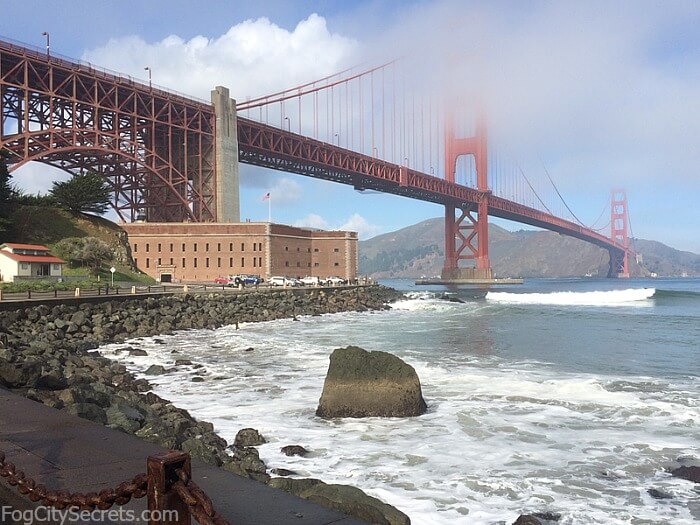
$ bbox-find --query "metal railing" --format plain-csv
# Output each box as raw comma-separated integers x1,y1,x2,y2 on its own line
0,449,229,525
0,35,211,107
0,281,371,302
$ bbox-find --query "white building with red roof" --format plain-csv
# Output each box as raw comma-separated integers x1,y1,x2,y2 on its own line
0,243,66,282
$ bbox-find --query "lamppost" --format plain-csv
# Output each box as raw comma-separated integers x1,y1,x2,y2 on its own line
284,116,290,132
41,32,50,58
334,133,339,146
144,66,152,90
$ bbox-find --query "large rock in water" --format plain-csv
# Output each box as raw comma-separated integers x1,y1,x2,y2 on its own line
316,346,427,418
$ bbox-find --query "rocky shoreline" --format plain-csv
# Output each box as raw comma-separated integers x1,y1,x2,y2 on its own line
0,285,410,524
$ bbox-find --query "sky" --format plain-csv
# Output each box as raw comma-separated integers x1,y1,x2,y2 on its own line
2,0,700,252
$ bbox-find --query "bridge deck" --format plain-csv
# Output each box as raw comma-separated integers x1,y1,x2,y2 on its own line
0,387,365,524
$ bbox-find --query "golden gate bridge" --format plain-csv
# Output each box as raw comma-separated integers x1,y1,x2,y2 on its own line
0,36,631,279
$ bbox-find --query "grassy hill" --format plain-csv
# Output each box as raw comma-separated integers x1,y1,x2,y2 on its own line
359,218,699,278
3,205,153,284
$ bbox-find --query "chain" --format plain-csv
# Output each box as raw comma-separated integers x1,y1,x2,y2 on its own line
173,468,231,525
0,450,147,510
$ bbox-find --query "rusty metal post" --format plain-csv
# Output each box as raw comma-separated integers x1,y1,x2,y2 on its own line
147,451,191,525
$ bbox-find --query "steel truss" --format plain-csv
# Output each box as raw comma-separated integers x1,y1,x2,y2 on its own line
0,39,216,222
237,117,628,256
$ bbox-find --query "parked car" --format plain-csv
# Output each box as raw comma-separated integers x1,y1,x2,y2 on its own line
241,274,263,285
268,276,288,287
286,277,302,287
214,275,240,286
325,276,346,286
300,276,320,286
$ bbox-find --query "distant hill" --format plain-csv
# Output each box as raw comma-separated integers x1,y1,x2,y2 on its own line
359,218,700,278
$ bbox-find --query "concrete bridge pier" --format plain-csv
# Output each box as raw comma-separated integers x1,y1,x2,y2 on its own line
211,86,240,222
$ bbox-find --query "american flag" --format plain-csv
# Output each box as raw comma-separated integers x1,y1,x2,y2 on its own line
261,192,270,201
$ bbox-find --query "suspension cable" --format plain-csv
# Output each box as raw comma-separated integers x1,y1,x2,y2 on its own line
515,161,554,215
539,159,586,226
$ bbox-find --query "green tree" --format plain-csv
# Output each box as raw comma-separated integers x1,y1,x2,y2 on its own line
0,149,13,235
54,237,113,276
0,149,12,203
50,172,111,215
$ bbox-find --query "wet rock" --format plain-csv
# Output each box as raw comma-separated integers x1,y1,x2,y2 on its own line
532,512,560,522
36,372,68,390
235,428,267,446
181,437,222,467
144,364,167,375
66,402,107,425
106,403,143,433
671,465,700,483
128,348,148,356
513,516,542,525
271,468,298,477
647,488,673,499
243,347,254,352
268,477,325,497
301,483,410,525
191,376,205,382
316,346,427,418
222,460,247,477
281,445,309,457
231,446,269,483
0,359,41,388
174,359,193,366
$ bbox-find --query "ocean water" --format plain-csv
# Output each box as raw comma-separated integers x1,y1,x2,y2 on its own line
98,278,700,524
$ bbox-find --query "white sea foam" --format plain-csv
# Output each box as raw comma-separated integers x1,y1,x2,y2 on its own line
97,300,699,525
486,288,656,306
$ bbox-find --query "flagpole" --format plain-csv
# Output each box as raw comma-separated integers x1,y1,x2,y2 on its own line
268,193,272,223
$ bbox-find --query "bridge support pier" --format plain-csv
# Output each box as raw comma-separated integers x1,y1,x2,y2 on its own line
441,113,493,280
608,189,630,278
212,86,240,222
442,202,492,280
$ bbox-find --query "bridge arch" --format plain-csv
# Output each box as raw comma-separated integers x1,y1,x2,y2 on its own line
3,131,196,222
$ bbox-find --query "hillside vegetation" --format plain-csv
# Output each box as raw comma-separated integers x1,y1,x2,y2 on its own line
2,205,152,284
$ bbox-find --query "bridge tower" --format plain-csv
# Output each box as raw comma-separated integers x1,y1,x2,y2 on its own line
441,114,493,280
211,86,240,222
609,189,630,278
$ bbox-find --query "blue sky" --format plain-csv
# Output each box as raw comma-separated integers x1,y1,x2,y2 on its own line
2,1,700,252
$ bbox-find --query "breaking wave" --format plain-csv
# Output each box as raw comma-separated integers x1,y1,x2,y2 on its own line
486,288,655,306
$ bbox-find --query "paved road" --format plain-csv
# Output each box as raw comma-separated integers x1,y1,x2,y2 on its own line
0,388,366,525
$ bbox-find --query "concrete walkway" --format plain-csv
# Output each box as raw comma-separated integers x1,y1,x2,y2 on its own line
0,388,366,524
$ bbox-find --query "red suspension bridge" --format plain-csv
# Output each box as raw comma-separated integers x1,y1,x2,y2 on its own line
0,37,630,279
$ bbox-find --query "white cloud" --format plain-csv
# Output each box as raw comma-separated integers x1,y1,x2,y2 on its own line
294,212,381,239
82,14,358,102
11,162,70,194
266,177,302,206
338,213,382,239
293,213,329,230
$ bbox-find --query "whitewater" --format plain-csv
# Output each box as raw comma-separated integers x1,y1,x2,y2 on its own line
99,279,700,524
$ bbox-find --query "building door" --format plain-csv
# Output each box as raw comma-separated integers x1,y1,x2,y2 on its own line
160,273,172,283
37,264,50,276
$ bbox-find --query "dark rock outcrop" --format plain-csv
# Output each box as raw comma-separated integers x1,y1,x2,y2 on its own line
235,428,267,447
513,516,542,525
281,445,308,457
671,465,700,483
316,346,427,418
647,488,673,499
269,478,410,525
